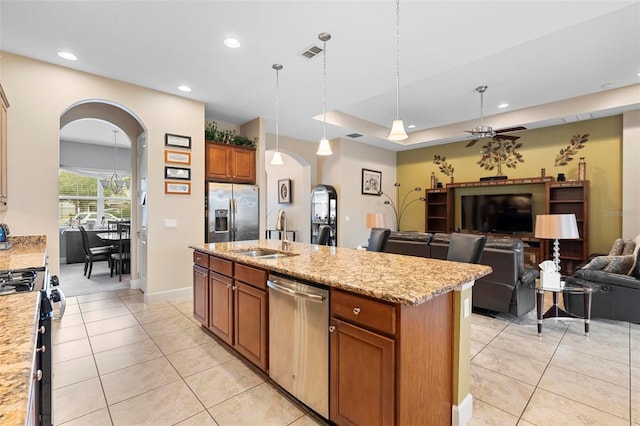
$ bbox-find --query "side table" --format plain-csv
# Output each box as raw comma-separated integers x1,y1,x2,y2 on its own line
536,279,598,336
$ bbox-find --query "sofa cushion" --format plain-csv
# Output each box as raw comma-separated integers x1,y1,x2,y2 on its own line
485,237,523,251
388,231,432,243
630,234,640,279
609,238,625,256
603,255,635,274
431,233,450,244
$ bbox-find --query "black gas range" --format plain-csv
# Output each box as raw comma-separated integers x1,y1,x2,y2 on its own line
0,266,65,426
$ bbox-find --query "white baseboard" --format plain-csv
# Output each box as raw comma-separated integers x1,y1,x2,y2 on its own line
144,286,192,303
452,393,473,426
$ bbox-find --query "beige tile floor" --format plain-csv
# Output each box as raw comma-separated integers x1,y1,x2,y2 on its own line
51,289,640,425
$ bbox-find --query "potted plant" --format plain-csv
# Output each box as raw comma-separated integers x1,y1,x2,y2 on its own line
205,120,257,148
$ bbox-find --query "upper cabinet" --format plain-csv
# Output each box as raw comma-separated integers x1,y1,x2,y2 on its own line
205,142,256,184
0,83,9,210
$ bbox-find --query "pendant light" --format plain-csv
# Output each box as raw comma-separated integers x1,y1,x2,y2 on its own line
388,0,408,141
271,64,284,165
100,130,126,195
317,32,333,156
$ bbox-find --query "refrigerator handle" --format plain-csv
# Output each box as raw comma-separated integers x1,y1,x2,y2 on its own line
231,198,238,238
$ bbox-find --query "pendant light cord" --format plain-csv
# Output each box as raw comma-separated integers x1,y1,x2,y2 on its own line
322,36,328,139
395,0,401,120
275,67,280,150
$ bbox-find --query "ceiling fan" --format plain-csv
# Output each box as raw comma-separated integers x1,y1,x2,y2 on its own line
465,85,526,147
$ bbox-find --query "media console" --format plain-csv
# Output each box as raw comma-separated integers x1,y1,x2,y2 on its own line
425,177,589,274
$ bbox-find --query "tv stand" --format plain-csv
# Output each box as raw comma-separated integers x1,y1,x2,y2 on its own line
424,177,589,274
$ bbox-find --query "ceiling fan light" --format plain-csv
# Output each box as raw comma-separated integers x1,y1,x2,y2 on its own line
271,151,284,165
317,138,332,156
388,119,408,141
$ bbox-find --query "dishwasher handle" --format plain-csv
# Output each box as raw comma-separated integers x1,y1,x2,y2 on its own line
267,279,326,304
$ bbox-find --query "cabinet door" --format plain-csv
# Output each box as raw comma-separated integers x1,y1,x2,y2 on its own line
0,87,7,210
233,281,267,371
330,318,395,426
230,147,256,184
193,265,209,325
208,272,234,345
205,142,231,180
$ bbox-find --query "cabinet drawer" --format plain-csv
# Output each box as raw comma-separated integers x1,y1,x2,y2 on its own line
193,251,208,268
235,263,267,290
209,256,233,277
331,289,396,335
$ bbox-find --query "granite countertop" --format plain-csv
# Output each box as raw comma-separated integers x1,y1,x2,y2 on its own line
190,240,492,306
0,235,48,271
0,235,47,425
0,292,41,426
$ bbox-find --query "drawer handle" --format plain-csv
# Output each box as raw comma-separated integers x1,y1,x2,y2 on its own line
353,307,361,315
37,345,46,353
232,286,237,291
329,325,336,333
35,370,42,381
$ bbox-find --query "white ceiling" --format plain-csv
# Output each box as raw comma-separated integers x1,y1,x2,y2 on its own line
1,1,639,151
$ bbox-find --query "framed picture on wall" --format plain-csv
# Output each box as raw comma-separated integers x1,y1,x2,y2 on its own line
361,168,381,196
165,133,191,149
164,149,191,165
165,181,191,195
278,178,292,204
164,166,191,180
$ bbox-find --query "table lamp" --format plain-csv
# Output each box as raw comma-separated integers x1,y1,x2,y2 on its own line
534,214,579,273
365,212,386,229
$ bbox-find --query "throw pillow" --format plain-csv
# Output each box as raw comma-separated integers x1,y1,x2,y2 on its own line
622,240,636,256
609,238,625,256
604,255,635,274
582,256,610,271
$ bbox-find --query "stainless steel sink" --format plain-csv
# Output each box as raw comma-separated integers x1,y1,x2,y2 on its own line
234,248,298,259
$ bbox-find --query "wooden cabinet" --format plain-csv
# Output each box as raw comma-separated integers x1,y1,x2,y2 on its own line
330,288,452,425
545,180,589,275
0,83,9,210
192,265,209,325
425,188,451,233
330,290,396,425
192,251,268,371
205,141,256,184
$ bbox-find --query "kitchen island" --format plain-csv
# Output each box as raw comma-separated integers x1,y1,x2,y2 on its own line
0,236,47,426
190,240,492,426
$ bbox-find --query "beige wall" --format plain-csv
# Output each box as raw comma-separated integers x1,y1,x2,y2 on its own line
319,138,397,248
1,52,204,298
398,115,623,253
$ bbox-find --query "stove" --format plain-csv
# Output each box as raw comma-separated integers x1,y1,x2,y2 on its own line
0,267,41,295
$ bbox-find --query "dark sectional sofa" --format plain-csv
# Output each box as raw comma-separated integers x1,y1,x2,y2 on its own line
384,232,539,317
564,247,640,324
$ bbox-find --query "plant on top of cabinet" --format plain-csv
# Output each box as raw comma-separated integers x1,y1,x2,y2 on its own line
205,120,257,148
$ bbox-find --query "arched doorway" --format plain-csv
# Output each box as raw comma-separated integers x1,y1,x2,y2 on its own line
59,100,147,293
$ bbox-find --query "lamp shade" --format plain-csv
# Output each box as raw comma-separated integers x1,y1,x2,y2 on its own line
317,138,332,156
366,212,386,229
388,119,408,141
270,151,284,165
534,214,579,239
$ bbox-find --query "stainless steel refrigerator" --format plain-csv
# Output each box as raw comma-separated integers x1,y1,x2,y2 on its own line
206,182,259,243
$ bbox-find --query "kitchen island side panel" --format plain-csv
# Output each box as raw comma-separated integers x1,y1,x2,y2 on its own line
398,291,453,426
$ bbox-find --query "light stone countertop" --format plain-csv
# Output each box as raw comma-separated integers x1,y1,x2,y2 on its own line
190,240,492,306
0,236,47,425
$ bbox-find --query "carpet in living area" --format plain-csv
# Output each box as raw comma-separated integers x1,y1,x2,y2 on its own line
58,262,131,297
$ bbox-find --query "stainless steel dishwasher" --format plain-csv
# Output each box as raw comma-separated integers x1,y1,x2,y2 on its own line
267,274,329,418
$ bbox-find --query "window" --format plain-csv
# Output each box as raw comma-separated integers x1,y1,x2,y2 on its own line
59,170,131,227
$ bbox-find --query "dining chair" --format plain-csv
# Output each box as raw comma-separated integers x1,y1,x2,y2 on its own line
366,228,391,252
78,226,111,279
447,233,487,264
316,225,332,246
110,222,131,281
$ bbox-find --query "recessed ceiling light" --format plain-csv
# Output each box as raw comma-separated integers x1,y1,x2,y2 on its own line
58,51,77,61
224,38,241,49
178,85,192,92
497,103,509,109
407,124,416,129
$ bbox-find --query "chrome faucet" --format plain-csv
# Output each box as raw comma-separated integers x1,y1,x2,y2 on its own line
276,209,289,251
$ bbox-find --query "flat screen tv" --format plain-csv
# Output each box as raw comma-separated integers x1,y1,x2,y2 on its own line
461,193,534,234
